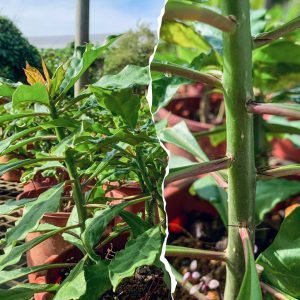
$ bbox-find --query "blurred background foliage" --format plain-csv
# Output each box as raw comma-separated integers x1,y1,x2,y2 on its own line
0,16,41,83
0,0,299,85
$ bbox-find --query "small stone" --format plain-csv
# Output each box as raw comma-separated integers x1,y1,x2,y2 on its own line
182,271,191,282
190,260,198,271
208,279,220,290
191,271,201,280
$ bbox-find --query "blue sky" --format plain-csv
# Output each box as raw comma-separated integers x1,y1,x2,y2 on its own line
0,0,165,37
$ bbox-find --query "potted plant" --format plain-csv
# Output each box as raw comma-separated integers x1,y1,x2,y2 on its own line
150,0,300,299
0,39,172,299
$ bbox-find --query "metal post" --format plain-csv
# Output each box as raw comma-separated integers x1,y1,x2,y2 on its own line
74,0,90,96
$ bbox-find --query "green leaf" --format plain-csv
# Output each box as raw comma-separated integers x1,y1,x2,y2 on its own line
237,228,262,300
0,263,72,285
256,179,300,222
62,207,84,252
0,284,58,300
82,201,137,259
53,259,86,300
0,158,62,177
253,41,300,92
1,135,54,156
119,211,151,238
0,226,72,270
12,82,49,109
190,175,228,224
160,21,211,52
0,126,40,154
93,65,149,89
80,261,112,300
151,76,192,112
0,77,21,97
109,226,162,291
160,121,208,161
58,37,118,97
5,183,64,245
257,207,300,298
90,87,140,128
0,198,35,215
0,112,48,124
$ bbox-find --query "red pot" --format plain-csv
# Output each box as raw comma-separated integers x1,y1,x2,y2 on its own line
156,97,226,161
164,178,218,234
104,182,145,226
0,155,23,182
272,138,300,163
27,212,73,300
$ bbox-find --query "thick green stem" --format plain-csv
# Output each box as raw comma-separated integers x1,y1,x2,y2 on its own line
222,1,256,299
49,104,87,232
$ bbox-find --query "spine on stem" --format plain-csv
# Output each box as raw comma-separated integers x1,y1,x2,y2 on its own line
221,0,256,299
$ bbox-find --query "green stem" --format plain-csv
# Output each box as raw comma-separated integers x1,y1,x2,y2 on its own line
254,16,300,48
135,147,156,225
166,245,226,261
164,0,236,33
257,164,300,179
165,156,231,184
151,61,223,89
49,103,87,232
221,1,256,299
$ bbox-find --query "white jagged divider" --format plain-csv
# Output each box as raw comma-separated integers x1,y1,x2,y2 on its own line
146,0,177,295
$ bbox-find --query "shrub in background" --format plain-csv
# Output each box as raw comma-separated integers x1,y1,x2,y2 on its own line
0,16,41,82
103,23,156,75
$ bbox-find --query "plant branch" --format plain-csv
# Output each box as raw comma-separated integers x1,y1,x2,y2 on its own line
151,61,223,89
164,0,236,33
254,16,300,48
165,156,231,184
257,164,300,179
166,245,226,261
49,103,87,232
260,282,287,300
248,102,300,119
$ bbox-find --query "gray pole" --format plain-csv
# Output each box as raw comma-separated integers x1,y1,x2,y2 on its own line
74,0,90,96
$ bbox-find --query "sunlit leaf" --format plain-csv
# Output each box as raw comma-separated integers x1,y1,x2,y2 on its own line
109,226,162,290
257,207,300,298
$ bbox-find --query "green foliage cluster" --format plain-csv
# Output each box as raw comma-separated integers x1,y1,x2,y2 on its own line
0,16,41,82
103,23,156,75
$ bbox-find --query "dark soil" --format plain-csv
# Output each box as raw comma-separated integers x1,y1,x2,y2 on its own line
101,265,172,300
168,206,288,300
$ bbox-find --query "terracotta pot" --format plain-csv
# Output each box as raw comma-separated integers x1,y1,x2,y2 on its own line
164,178,218,233
272,138,300,163
29,245,82,300
17,171,71,200
156,97,226,161
27,212,74,300
0,154,23,182
104,182,145,226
